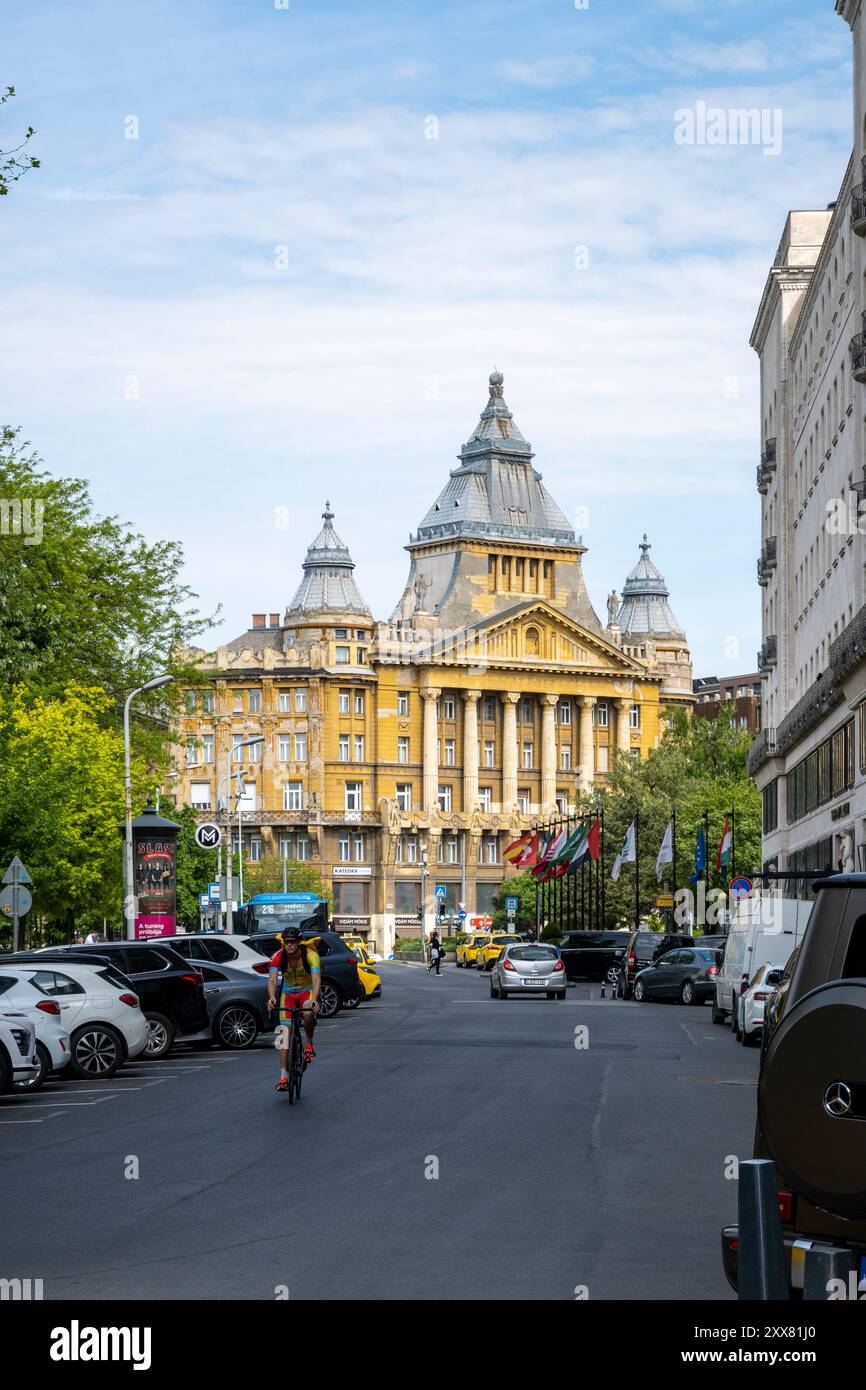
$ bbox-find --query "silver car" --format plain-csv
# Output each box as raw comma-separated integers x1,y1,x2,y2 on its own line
489,943,566,1000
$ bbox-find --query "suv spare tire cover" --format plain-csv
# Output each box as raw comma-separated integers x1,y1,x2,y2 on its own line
759,979,866,1218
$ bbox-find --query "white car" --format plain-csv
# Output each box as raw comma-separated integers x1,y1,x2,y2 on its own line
0,976,70,1090
737,962,785,1047
0,1011,38,1092
0,960,149,1078
161,933,273,977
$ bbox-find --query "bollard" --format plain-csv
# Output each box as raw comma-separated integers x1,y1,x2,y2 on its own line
802,1243,853,1301
737,1159,789,1300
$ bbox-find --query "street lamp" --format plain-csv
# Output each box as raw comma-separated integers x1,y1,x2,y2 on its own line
224,735,264,932
124,674,173,940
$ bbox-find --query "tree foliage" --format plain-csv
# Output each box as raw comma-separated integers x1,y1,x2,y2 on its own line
242,857,332,907
1,87,39,198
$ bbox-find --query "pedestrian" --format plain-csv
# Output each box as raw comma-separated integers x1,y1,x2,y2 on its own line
84,929,102,944
427,931,443,975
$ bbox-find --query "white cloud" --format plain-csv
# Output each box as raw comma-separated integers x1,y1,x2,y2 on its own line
498,56,595,89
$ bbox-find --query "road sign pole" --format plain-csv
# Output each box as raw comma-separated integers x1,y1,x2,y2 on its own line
12,874,20,953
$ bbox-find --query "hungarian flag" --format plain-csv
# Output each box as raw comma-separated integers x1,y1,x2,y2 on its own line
531,827,568,879
716,820,732,880
503,831,531,864
514,831,540,868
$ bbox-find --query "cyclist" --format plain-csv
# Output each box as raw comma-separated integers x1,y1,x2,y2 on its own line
267,926,321,1093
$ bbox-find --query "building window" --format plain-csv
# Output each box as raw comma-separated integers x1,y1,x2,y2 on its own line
202,690,215,715
396,783,412,812
444,697,456,721
201,734,214,765
397,834,418,865
356,648,366,665
354,835,365,861
231,733,245,760
522,741,533,769
335,645,350,664
248,739,262,763
278,735,291,762
596,745,609,773
478,834,498,865
278,691,291,713
438,785,452,813
560,746,571,770
397,736,409,764
345,782,363,813
339,691,350,715
294,732,308,762
248,689,261,714
232,692,244,714
444,739,455,766
556,793,568,815
559,701,571,725
186,739,199,766
521,697,533,723
483,696,495,721
339,836,351,862
762,780,779,834
333,882,368,916
484,740,495,768
440,834,458,865
190,782,211,810
517,789,530,813
398,692,409,717
295,689,307,713
185,690,196,713
478,786,492,811
296,834,310,861
248,836,262,862
629,704,640,729
283,782,304,811
335,628,348,639
338,735,350,762
354,735,365,761
595,703,609,728
355,692,365,716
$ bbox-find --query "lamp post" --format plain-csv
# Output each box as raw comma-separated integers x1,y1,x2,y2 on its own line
224,735,264,932
124,674,173,941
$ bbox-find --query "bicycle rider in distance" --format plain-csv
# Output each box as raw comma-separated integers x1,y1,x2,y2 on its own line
267,926,321,1092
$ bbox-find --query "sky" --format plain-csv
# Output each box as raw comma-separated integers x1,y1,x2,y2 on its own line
1,0,855,676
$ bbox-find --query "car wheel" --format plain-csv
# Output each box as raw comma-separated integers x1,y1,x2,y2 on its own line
214,1004,259,1050
681,980,696,1006
70,1025,123,1079
743,1027,760,1048
605,965,620,985
547,992,561,1000
13,1041,50,1092
342,991,363,1010
143,1013,176,1061
711,997,726,1025
489,978,498,998
634,979,646,1002
0,1046,10,1094
317,981,342,1019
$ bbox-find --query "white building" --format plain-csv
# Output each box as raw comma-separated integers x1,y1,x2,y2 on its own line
748,1,866,887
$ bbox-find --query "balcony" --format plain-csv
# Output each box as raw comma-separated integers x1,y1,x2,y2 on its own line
757,556,768,586
747,726,777,777
850,318,866,383
758,635,778,671
756,463,768,495
762,535,777,571
761,437,777,472
853,164,866,236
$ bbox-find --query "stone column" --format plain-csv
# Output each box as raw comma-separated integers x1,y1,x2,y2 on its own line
615,698,631,760
578,696,596,794
500,691,520,812
540,694,559,810
462,689,481,812
421,687,441,813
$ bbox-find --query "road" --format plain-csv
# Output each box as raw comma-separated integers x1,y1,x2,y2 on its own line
0,961,758,1300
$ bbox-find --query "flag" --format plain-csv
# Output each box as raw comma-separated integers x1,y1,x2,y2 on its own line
514,831,540,868
611,821,636,882
503,832,531,864
689,825,707,885
587,816,601,861
531,827,568,879
566,818,602,874
655,821,673,882
717,819,732,880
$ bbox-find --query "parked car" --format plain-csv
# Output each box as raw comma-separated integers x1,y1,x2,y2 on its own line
558,931,629,983
760,945,801,1062
476,934,524,972
713,895,811,1026
29,942,209,1060
736,962,784,1047
0,970,70,1090
0,1011,38,1092
633,946,719,1005
195,961,277,1048
489,943,566,1000
617,931,696,999
1,956,150,1077
159,932,271,975
723,873,866,1295
455,934,491,968
240,930,362,1018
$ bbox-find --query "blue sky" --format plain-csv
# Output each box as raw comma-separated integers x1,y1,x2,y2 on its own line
2,0,855,674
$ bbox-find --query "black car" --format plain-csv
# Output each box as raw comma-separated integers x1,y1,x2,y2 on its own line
240,931,362,1018
759,944,800,1062
617,931,695,999
558,932,629,983
197,961,276,1048
28,942,210,1058
632,946,720,1005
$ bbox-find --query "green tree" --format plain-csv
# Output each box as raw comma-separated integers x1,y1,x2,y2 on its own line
170,804,220,930
491,870,539,932
1,87,39,198
242,857,332,908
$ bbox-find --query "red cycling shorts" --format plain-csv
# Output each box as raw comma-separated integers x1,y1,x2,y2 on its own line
279,989,312,1024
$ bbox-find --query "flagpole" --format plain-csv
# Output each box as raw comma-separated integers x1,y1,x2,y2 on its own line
672,807,677,901
729,807,735,879
634,810,640,932
704,807,711,929
600,808,606,929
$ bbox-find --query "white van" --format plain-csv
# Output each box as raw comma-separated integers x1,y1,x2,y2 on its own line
713,895,812,1027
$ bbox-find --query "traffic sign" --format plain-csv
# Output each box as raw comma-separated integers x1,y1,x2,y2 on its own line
195,823,221,850
457,909,467,921
434,884,447,900
730,876,753,900
505,897,519,913
199,893,210,911
2,856,32,886
208,882,221,902
0,885,31,917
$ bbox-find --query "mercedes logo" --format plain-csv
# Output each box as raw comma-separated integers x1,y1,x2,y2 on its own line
823,1081,853,1118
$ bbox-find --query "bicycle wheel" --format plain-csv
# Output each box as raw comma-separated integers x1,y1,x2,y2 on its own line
289,1021,304,1103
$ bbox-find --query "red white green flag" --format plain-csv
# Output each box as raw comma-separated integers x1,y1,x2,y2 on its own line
717,819,732,879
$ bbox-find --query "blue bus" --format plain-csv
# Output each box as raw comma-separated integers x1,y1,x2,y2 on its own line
234,892,329,937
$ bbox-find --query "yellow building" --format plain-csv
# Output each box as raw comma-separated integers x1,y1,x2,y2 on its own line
176,372,691,953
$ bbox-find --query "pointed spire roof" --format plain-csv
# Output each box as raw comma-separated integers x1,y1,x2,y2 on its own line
615,535,685,639
414,370,574,546
286,503,370,618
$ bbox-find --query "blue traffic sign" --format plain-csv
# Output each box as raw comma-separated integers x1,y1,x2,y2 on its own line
434,884,447,899
730,876,752,899
199,894,210,910
505,896,519,912
457,909,466,921
208,882,221,901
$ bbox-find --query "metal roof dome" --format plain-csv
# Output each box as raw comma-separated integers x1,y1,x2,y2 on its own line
286,503,370,618
615,535,685,639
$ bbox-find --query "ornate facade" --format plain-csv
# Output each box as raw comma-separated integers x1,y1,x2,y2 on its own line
175,373,692,951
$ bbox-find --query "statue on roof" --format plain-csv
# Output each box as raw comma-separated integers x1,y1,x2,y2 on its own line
413,572,430,610
607,590,620,626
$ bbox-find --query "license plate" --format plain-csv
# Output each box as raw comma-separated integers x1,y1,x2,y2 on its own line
523,977,547,986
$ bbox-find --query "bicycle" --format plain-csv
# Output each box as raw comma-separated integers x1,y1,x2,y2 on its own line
276,998,309,1104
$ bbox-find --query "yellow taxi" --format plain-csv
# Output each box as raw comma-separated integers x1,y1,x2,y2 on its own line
455,933,492,968
340,936,382,999
476,934,525,972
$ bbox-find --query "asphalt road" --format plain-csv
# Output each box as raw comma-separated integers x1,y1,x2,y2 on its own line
0,961,759,1300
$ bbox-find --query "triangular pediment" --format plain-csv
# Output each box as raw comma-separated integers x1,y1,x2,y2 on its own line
419,601,648,675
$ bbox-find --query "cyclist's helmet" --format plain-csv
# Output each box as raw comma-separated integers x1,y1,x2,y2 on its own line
278,926,303,944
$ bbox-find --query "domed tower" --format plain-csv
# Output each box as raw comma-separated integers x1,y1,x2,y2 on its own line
610,535,692,702
281,502,373,658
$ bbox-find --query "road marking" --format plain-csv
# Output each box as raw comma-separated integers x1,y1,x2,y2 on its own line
0,1111,68,1125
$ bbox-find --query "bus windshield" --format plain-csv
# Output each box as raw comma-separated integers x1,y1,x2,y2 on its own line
236,894,328,936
